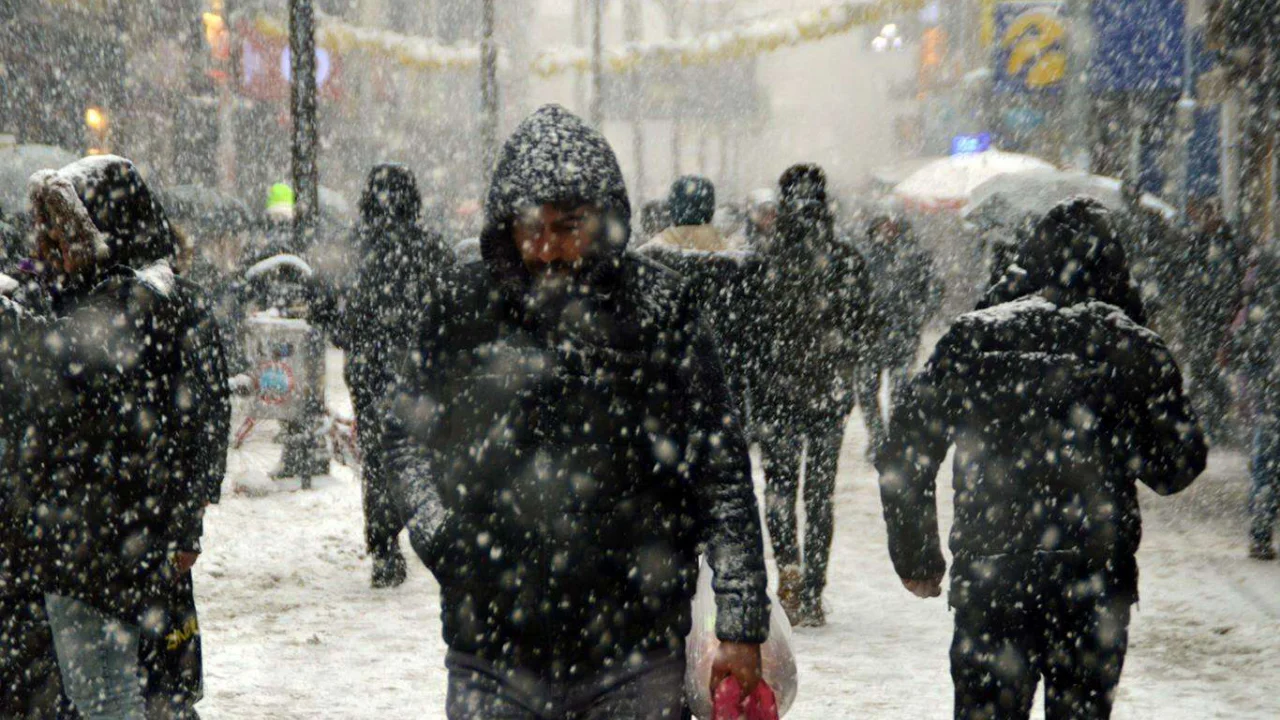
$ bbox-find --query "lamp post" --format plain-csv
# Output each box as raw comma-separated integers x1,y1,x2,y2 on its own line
480,0,499,176
284,0,326,487
590,0,603,127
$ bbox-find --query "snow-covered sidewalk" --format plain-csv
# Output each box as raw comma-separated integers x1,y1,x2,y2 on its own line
195,350,1280,718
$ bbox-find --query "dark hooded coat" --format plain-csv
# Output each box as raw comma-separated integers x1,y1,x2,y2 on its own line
382,105,769,679
876,198,1207,602
339,163,454,390
0,156,228,621
749,165,871,429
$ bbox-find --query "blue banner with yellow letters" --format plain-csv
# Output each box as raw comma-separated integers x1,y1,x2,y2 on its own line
993,1,1067,95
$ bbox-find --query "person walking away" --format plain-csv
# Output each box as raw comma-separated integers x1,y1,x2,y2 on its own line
383,105,770,719
0,156,218,719
752,164,871,627
855,212,939,459
638,175,756,413
1177,199,1246,442
877,198,1207,720
1232,243,1280,559
334,163,454,588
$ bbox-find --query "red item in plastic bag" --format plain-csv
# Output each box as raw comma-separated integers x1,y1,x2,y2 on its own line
712,677,780,720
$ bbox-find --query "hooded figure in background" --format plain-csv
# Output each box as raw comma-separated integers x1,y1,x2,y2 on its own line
382,105,769,718
877,197,1206,720
855,211,939,459
1,156,229,719
638,175,756,406
338,163,454,588
649,175,733,252
750,163,870,627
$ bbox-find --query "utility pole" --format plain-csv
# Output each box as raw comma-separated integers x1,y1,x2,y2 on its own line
624,0,644,205
216,0,237,193
285,0,326,487
1061,0,1093,171
590,0,604,127
1173,1,1197,223
480,0,499,174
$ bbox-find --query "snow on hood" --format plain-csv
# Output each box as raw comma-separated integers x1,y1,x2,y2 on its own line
978,197,1146,324
479,104,630,289
30,154,176,269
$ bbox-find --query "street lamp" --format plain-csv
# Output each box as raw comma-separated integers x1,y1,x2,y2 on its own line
84,106,109,154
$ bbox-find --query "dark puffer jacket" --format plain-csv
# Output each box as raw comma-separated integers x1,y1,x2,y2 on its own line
383,105,769,679
749,165,871,429
0,156,223,621
877,199,1206,602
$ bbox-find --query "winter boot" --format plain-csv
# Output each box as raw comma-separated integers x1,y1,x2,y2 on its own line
796,599,826,628
776,565,804,626
371,549,407,588
1249,538,1277,561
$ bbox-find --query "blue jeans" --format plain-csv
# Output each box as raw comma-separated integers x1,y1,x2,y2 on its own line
45,593,146,720
1249,415,1280,543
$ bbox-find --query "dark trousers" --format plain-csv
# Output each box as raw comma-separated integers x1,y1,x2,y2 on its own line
444,650,687,720
349,375,404,555
760,422,841,603
1249,413,1280,544
951,559,1132,720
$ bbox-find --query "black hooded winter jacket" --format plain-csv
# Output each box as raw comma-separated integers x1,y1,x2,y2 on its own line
382,105,769,678
0,156,228,620
749,165,871,429
876,198,1206,602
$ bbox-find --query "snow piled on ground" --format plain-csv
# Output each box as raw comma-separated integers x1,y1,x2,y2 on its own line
195,348,1280,718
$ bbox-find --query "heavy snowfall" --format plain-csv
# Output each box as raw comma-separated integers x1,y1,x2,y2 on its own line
3,1,1280,719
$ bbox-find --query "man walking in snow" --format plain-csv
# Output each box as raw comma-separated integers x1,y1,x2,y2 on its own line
639,175,756,417
751,164,870,627
383,105,770,719
877,198,1207,719
313,163,455,588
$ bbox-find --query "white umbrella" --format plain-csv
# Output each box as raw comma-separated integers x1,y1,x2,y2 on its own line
893,151,1057,211
962,169,1177,228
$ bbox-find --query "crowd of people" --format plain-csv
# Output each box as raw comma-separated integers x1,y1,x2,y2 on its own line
1,101,1264,720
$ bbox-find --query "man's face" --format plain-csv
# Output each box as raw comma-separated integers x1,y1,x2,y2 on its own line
514,203,599,278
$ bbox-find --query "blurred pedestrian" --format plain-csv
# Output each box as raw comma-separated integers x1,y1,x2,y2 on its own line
878,198,1206,719
753,164,871,627
639,175,756,415
1231,242,1280,559
328,163,454,588
856,212,939,459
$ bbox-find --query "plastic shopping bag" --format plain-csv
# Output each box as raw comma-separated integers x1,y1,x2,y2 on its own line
685,557,798,718
712,676,780,720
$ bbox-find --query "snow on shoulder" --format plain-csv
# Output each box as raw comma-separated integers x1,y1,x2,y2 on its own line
961,294,1057,325
135,259,175,298
0,272,17,295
